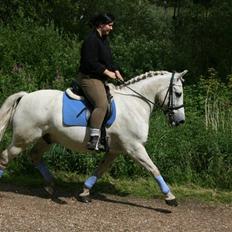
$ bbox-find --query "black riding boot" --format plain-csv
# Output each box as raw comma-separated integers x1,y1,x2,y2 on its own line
87,135,100,150
87,128,100,151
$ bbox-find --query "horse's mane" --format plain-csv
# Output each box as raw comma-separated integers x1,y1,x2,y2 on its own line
115,70,169,90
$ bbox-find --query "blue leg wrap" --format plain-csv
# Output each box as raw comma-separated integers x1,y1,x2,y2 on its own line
155,175,170,194
0,169,4,178
84,176,97,189
36,161,53,183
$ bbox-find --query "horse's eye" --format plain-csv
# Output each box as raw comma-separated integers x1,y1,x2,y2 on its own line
175,92,182,97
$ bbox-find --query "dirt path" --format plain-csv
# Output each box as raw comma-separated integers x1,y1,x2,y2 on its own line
0,184,231,232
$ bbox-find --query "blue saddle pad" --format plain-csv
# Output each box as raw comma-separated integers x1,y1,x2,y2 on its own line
62,92,116,127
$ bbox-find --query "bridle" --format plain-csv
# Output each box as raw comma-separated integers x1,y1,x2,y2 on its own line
119,72,184,115
161,72,184,116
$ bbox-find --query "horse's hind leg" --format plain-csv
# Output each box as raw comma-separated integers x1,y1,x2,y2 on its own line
29,137,51,168
29,137,55,195
126,143,177,207
0,143,26,176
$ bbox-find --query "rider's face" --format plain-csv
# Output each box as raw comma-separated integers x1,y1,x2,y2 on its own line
99,22,113,36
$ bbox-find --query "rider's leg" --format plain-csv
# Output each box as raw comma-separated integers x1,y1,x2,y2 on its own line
79,78,108,150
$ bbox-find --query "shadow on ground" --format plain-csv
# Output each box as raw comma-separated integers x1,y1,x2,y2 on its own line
91,193,172,214
0,177,127,198
0,176,172,214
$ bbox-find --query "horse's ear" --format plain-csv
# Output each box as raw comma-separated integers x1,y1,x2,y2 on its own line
178,70,188,82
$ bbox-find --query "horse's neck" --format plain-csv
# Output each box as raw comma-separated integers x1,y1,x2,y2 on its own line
118,74,170,103
112,73,170,121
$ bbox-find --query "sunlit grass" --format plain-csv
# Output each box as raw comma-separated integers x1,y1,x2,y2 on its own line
1,171,231,204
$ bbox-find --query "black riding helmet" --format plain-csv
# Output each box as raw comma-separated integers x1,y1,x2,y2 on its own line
90,13,115,27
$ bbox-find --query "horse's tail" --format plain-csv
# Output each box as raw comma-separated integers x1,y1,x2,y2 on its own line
0,91,28,141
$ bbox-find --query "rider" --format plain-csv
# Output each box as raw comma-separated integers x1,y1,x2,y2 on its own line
78,13,124,151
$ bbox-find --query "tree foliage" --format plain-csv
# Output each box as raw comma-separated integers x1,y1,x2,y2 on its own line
0,0,232,190
0,0,231,78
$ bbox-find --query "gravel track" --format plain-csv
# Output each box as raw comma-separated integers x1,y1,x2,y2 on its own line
0,184,231,232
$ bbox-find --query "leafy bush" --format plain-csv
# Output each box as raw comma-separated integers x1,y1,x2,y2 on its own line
0,19,80,99
0,3,232,191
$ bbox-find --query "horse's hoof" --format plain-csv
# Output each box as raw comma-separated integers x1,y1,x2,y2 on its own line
78,195,92,203
77,187,91,203
44,185,54,196
165,199,178,207
44,182,55,196
51,196,67,204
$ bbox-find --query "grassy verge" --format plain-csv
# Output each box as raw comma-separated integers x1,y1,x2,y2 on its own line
1,171,231,205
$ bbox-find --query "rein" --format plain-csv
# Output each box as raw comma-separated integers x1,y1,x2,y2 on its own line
119,81,157,107
119,72,184,112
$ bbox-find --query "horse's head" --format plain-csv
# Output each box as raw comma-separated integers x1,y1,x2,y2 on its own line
158,70,187,126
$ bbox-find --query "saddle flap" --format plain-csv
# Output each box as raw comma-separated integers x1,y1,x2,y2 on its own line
62,92,116,127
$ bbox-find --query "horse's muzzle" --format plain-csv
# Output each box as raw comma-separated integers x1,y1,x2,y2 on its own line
172,119,185,126
169,110,185,126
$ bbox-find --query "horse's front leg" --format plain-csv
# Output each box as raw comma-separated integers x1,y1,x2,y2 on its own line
127,143,177,207
79,152,118,202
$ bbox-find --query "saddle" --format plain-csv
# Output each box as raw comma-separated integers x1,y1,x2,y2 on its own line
70,80,113,119
63,81,116,152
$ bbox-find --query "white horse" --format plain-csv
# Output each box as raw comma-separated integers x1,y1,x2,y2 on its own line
0,70,187,206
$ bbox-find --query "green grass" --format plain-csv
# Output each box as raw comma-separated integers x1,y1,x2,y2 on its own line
1,171,231,204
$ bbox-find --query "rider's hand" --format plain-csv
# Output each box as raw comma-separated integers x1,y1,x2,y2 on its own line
103,69,117,79
115,70,124,82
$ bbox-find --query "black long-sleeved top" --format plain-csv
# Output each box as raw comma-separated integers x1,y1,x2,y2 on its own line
79,30,118,80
